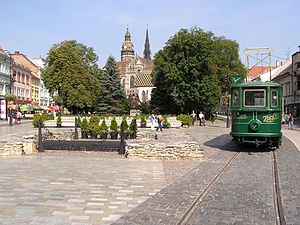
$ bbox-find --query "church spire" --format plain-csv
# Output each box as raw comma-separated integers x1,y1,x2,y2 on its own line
143,28,151,60
121,28,135,61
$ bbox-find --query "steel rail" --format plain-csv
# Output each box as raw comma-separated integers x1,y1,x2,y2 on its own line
177,152,240,225
272,150,286,225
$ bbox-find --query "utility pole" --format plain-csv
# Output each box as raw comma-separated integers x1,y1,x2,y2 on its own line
226,48,230,128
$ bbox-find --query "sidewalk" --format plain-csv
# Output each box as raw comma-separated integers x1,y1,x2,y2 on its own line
282,119,300,152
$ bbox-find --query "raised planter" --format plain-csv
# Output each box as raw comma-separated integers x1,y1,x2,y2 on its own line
42,139,122,152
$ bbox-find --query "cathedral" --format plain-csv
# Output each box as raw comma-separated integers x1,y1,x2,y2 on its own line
117,28,154,103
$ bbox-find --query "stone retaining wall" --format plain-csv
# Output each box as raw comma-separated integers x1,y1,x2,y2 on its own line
126,128,204,160
0,140,37,156
126,143,203,160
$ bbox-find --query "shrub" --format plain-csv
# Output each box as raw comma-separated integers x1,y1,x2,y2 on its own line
121,117,129,131
129,117,137,139
99,118,108,132
110,117,118,133
176,114,192,126
32,114,44,127
80,118,89,137
140,114,147,128
163,115,171,128
56,114,62,126
76,117,82,126
89,115,100,124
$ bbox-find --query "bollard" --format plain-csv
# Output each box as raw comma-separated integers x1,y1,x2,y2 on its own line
38,122,44,152
119,122,125,154
74,117,78,139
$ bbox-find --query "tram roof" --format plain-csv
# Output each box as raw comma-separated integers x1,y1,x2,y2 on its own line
231,81,282,88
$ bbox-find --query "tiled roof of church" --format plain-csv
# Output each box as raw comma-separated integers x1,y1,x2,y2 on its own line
116,61,127,74
137,56,154,69
135,70,153,87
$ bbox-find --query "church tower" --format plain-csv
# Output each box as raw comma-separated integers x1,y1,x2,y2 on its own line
121,28,135,61
143,29,151,60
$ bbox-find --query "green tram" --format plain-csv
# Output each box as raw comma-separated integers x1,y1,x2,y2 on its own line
230,80,283,148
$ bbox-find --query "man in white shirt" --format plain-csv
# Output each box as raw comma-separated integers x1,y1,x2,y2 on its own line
199,111,205,126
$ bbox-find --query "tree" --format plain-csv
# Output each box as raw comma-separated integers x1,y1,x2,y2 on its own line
96,56,127,114
150,27,246,115
41,40,101,114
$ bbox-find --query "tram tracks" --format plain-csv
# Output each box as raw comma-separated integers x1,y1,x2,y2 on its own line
177,150,286,225
272,150,286,225
177,152,240,225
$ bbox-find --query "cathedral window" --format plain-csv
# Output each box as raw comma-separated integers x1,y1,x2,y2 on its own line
130,76,135,88
122,79,126,88
142,90,146,103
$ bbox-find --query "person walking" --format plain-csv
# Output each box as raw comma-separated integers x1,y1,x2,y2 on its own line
288,113,294,130
199,111,206,126
156,113,164,131
149,113,155,130
16,111,22,124
191,110,196,126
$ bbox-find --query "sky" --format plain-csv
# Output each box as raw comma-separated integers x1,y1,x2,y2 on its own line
1,0,299,67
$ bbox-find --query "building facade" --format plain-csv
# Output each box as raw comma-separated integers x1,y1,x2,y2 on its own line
0,47,12,98
117,28,155,103
12,60,32,104
272,50,300,116
0,47,12,119
11,51,41,105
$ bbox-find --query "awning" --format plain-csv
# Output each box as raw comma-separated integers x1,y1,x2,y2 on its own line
20,105,32,112
32,105,42,110
48,106,59,111
40,106,51,110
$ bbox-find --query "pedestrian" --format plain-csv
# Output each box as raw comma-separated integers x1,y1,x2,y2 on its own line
156,113,164,131
199,111,205,126
288,113,294,130
16,111,22,124
149,113,155,130
191,110,196,126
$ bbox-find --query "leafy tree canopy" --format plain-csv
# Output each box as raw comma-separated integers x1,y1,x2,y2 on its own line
150,27,247,115
41,40,101,114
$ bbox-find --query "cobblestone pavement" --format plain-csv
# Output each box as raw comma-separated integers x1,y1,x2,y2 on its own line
0,156,168,225
1,119,300,224
113,121,300,225
188,151,275,225
276,137,300,224
0,126,200,225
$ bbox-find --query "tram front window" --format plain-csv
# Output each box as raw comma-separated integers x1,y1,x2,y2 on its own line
244,89,265,107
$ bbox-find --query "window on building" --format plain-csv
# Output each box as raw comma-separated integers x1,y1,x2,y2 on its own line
142,90,146,103
130,76,135,88
122,79,125,88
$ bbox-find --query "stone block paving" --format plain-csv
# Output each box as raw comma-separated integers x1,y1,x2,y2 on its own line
276,137,300,225
0,156,168,225
188,151,276,225
112,150,238,225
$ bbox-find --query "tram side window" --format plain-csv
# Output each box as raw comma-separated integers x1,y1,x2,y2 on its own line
271,90,278,107
244,90,265,107
232,89,239,107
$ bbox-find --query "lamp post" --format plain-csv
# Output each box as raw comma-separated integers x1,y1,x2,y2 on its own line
225,49,234,128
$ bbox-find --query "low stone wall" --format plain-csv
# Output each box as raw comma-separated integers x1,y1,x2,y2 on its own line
0,140,37,156
126,143,203,160
126,128,204,160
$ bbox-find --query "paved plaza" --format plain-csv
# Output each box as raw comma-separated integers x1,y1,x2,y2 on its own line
0,155,168,225
0,119,299,224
